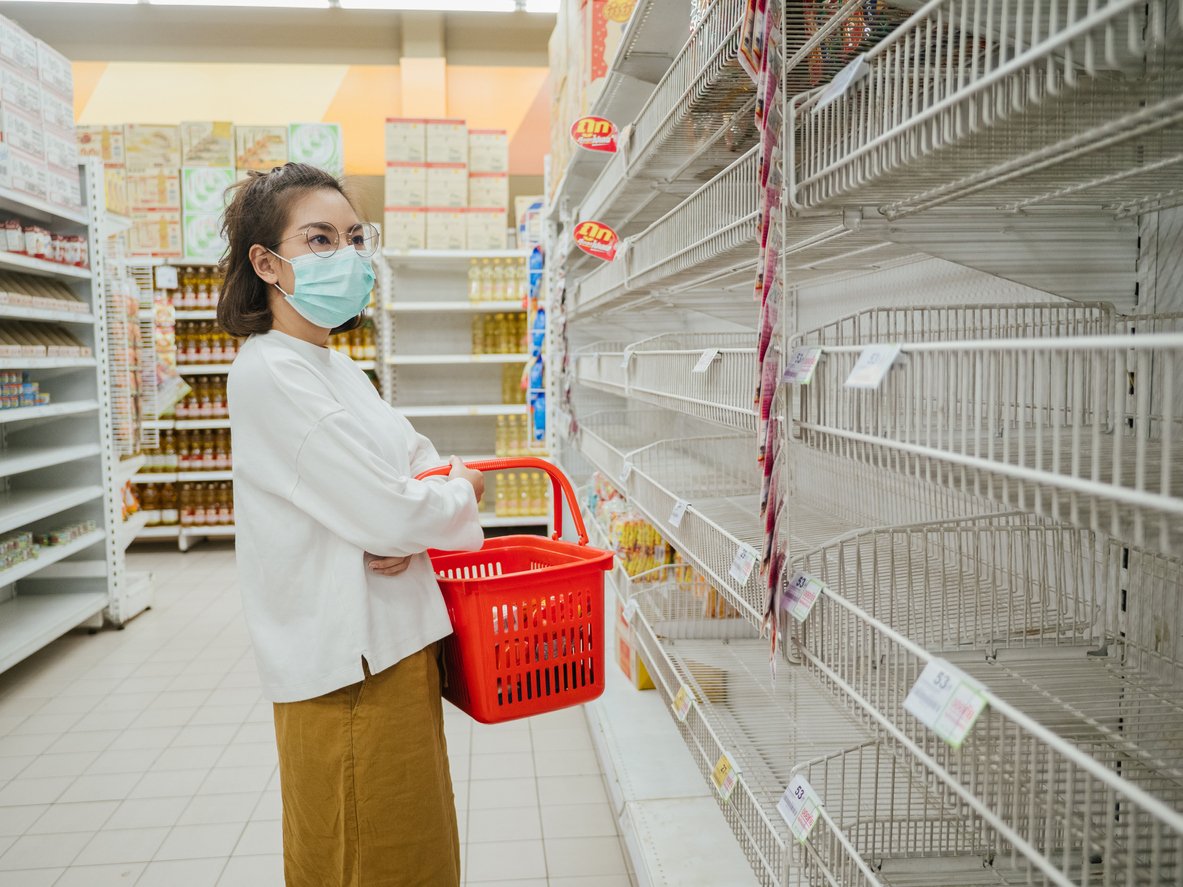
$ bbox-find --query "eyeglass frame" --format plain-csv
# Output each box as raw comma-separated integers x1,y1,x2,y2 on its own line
271,221,381,259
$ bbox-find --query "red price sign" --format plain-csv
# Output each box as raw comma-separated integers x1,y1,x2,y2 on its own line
570,116,619,153
573,220,620,262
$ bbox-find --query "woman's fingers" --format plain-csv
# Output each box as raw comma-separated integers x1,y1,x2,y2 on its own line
368,555,412,575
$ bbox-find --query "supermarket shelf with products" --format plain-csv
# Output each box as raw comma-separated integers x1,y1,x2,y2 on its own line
0,400,99,426
384,300,525,314
0,304,95,325
0,186,89,230
0,251,91,282
392,404,527,418
382,249,532,269
115,510,150,552
0,591,108,675
385,353,529,366
0,528,106,592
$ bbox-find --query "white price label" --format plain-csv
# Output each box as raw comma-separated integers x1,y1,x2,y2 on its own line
904,659,989,748
785,571,825,622
729,545,760,584
782,346,823,385
622,598,638,624
669,499,690,528
619,462,633,484
813,54,870,113
154,265,179,290
777,775,821,842
711,753,740,802
692,348,720,374
672,685,693,722
844,344,901,390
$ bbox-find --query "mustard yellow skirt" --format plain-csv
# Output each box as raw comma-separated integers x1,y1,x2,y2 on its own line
272,644,461,887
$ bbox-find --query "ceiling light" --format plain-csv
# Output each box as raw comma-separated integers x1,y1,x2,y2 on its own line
1,0,139,4
336,0,516,9
523,0,559,11
148,0,330,6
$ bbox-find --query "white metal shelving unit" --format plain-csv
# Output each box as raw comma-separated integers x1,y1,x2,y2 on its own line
546,0,1183,884
376,248,551,531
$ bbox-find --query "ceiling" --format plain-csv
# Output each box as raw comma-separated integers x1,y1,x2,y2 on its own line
0,5,554,65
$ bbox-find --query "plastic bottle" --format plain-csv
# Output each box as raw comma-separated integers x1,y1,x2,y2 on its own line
495,415,506,456
141,484,160,526
472,317,484,355
494,477,507,517
468,260,481,303
478,259,493,302
218,482,233,525
518,473,531,517
531,307,546,357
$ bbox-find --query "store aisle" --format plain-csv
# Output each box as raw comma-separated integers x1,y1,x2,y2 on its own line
0,546,633,887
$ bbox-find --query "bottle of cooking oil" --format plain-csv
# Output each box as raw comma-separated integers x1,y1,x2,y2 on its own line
472,317,485,355
494,475,507,517
479,259,494,302
468,260,481,303
495,415,506,456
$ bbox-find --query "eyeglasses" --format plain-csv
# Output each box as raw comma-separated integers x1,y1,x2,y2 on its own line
274,222,381,259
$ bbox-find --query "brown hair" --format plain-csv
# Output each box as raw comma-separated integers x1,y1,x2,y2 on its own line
216,163,363,338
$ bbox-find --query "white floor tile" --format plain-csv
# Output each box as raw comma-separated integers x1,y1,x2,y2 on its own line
25,800,117,835
115,727,180,751
178,792,259,826
0,755,32,781
103,797,189,831
46,731,121,755
0,831,89,870
0,736,50,757
52,861,145,886
135,857,225,887
216,854,282,887
170,725,238,749
545,835,629,878
534,748,603,777
154,822,244,861
467,777,539,811
87,748,161,777
540,802,619,839
548,876,633,887
0,804,46,836
214,742,276,769
537,774,609,807
0,776,72,807
465,839,547,882
197,765,274,796
250,792,280,822
150,745,223,773
466,805,542,843
127,769,209,800
19,752,98,780
0,866,61,885
469,752,534,781
58,773,140,804
233,819,281,856
73,827,169,865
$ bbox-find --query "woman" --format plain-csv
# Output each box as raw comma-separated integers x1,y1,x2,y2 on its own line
218,162,484,887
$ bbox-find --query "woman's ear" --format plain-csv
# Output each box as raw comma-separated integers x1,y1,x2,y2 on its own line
249,244,280,285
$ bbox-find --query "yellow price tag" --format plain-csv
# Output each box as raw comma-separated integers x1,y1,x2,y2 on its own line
672,685,692,722
711,753,740,802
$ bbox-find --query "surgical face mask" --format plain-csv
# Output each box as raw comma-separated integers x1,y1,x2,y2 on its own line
269,248,375,329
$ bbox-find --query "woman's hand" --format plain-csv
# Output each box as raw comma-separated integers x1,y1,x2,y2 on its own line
367,554,414,576
448,456,485,504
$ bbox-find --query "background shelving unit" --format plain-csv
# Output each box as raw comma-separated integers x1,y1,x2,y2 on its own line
546,1,1183,885
376,248,552,531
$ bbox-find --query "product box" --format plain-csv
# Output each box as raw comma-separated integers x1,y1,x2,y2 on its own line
468,130,509,174
516,195,545,250
40,90,73,133
1,68,41,118
181,121,234,168
288,122,343,177
128,209,182,257
234,125,288,172
8,148,46,199
425,119,467,165
0,16,38,71
426,164,468,208
124,124,181,173
469,172,509,210
0,105,43,159
425,208,466,251
585,0,634,108
183,212,227,261
614,598,655,691
383,207,427,252
104,164,128,216
465,208,506,251
44,127,76,171
385,118,426,163
126,170,181,211
384,162,427,207
36,40,72,98
181,167,235,213
77,125,126,164
46,164,81,209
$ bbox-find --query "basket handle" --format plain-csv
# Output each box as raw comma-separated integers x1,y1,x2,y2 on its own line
415,457,589,545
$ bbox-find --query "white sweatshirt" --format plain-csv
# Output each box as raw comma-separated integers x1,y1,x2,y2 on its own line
227,329,484,703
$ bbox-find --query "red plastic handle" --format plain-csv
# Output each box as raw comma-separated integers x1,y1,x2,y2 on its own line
416,457,589,545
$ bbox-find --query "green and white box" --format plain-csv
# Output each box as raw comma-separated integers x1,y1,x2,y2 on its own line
183,212,227,261
182,167,236,214
288,123,343,177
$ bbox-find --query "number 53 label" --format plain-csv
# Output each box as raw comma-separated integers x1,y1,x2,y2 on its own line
904,659,989,748
777,775,821,842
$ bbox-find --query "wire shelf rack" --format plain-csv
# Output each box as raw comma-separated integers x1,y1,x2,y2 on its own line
573,341,631,397
791,518,1183,886
788,0,1183,218
793,331,1183,555
573,146,761,318
628,332,758,431
577,409,683,490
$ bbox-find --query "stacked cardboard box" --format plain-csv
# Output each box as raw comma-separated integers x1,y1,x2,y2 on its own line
0,15,82,212
180,123,234,262
124,125,182,257
76,126,126,215
385,118,511,251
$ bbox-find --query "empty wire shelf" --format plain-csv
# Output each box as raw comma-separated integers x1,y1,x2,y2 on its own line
573,341,631,396
628,332,758,431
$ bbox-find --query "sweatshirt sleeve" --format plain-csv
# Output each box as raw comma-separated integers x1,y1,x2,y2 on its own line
290,410,484,557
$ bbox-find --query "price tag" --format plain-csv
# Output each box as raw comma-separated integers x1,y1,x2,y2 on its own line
782,346,822,385
777,775,821,842
813,54,870,113
904,659,989,748
672,685,693,722
154,265,179,290
692,348,720,374
711,753,740,802
729,544,760,584
622,598,638,624
669,499,690,528
844,344,901,390
785,571,825,622
618,462,633,484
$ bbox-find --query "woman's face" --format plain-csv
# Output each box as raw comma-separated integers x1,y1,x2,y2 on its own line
267,187,363,297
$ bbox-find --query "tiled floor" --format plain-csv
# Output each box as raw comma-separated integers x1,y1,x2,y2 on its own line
0,544,634,886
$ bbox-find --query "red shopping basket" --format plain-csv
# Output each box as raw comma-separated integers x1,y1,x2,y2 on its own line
417,458,613,725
